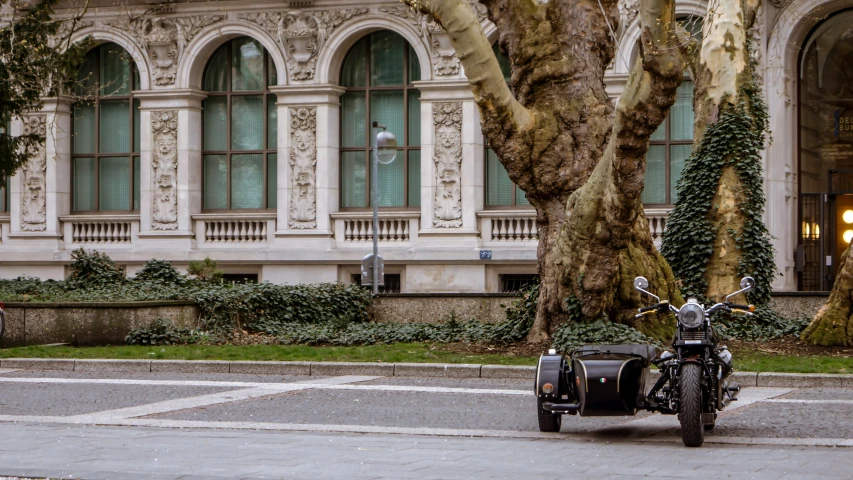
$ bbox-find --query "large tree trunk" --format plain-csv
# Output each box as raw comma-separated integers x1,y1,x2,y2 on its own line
406,0,683,341
662,0,775,306
803,242,853,346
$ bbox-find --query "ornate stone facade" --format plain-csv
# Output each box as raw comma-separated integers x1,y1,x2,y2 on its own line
240,8,368,81
379,5,460,76
432,102,463,228
289,107,317,229
20,115,47,232
151,111,179,230
104,15,223,87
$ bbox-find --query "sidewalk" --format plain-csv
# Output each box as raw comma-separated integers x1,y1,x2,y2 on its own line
2,358,852,387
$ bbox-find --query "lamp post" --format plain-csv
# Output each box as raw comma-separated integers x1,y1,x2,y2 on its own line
371,121,398,294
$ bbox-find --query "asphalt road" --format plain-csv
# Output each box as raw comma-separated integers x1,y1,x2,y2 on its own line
0,368,852,479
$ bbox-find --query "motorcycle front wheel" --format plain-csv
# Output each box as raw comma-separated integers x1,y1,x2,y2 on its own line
678,363,704,447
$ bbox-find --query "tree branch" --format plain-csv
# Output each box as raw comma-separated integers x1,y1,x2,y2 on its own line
402,0,533,141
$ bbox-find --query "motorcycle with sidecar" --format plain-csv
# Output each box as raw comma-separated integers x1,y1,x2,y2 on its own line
535,276,756,447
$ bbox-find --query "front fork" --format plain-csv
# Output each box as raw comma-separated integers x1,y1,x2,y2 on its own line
645,359,718,415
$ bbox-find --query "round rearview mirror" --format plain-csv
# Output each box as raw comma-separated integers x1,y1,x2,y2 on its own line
633,276,649,291
740,276,756,290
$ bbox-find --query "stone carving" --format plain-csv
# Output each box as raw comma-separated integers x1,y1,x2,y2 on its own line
173,15,224,43
379,5,459,76
51,19,93,46
289,107,317,229
151,111,178,231
239,8,367,81
21,116,47,232
432,103,463,228
617,0,640,27
144,18,180,86
468,0,489,24
104,15,223,86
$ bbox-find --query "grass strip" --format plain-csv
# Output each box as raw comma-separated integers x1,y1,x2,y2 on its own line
1,344,850,374
0,343,537,366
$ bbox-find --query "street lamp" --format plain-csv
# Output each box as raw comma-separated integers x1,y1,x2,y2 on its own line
370,121,397,294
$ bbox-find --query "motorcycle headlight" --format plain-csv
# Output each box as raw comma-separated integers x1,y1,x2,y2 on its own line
678,301,705,329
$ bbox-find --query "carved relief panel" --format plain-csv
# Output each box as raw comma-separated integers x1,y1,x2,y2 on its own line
289,107,317,229
151,111,178,230
432,103,463,228
239,8,367,82
20,115,47,232
104,15,224,87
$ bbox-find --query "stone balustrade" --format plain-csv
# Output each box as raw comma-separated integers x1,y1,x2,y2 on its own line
478,208,672,246
645,208,670,248
478,210,539,244
60,216,138,247
332,212,420,244
193,214,274,246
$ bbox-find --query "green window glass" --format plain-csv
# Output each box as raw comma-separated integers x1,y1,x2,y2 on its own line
485,44,529,208
71,43,140,212
202,37,278,210
340,32,421,209
642,80,695,205
1,123,9,213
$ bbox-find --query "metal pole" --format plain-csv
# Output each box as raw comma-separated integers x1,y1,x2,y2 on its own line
372,126,380,295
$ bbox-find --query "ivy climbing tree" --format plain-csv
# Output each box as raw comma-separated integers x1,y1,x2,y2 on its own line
0,0,90,181
661,0,776,309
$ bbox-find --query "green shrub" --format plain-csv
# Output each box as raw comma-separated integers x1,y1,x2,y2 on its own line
187,258,223,283
65,248,124,290
715,307,810,341
125,318,202,346
134,259,184,285
551,319,662,353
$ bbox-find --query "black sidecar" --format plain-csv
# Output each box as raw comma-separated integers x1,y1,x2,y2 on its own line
535,344,655,431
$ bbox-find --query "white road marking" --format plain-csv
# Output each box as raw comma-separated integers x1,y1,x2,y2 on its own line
0,369,19,374
764,398,853,405
622,387,794,429
0,376,530,395
0,414,848,448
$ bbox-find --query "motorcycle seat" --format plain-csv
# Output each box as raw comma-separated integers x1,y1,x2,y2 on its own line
577,344,657,368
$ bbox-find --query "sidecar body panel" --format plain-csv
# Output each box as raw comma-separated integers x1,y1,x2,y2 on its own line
572,345,653,416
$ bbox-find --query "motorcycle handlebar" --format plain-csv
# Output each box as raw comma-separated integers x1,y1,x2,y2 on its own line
638,305,659,313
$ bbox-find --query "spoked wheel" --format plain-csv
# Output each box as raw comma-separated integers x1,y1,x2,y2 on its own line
537,399,561,432
678,363,705,447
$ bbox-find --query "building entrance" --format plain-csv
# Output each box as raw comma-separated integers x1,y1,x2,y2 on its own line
797,9,853,290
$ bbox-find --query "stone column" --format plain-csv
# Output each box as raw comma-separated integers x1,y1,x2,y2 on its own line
269,84,344,249
134,89,206,250
7,97,73,252
413,80,481,242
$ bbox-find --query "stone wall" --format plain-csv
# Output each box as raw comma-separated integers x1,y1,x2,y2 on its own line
372,293,515,324
1,301,200,348
768,293,828,320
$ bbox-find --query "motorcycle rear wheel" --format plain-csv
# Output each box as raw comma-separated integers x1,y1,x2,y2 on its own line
678,363,705,447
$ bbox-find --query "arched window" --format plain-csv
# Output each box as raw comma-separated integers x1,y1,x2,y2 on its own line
641,17,700,206
202,37,277,211
72,43,140,212
340,31,421,208
485,43,529,207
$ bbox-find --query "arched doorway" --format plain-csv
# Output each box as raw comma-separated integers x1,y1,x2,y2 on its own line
798,9,853,290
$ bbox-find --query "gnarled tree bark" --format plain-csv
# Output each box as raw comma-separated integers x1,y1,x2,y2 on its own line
803,241,853,345
405,0,684,341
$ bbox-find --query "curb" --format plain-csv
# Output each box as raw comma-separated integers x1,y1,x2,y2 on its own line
0,358,534,380
0,358,851,386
